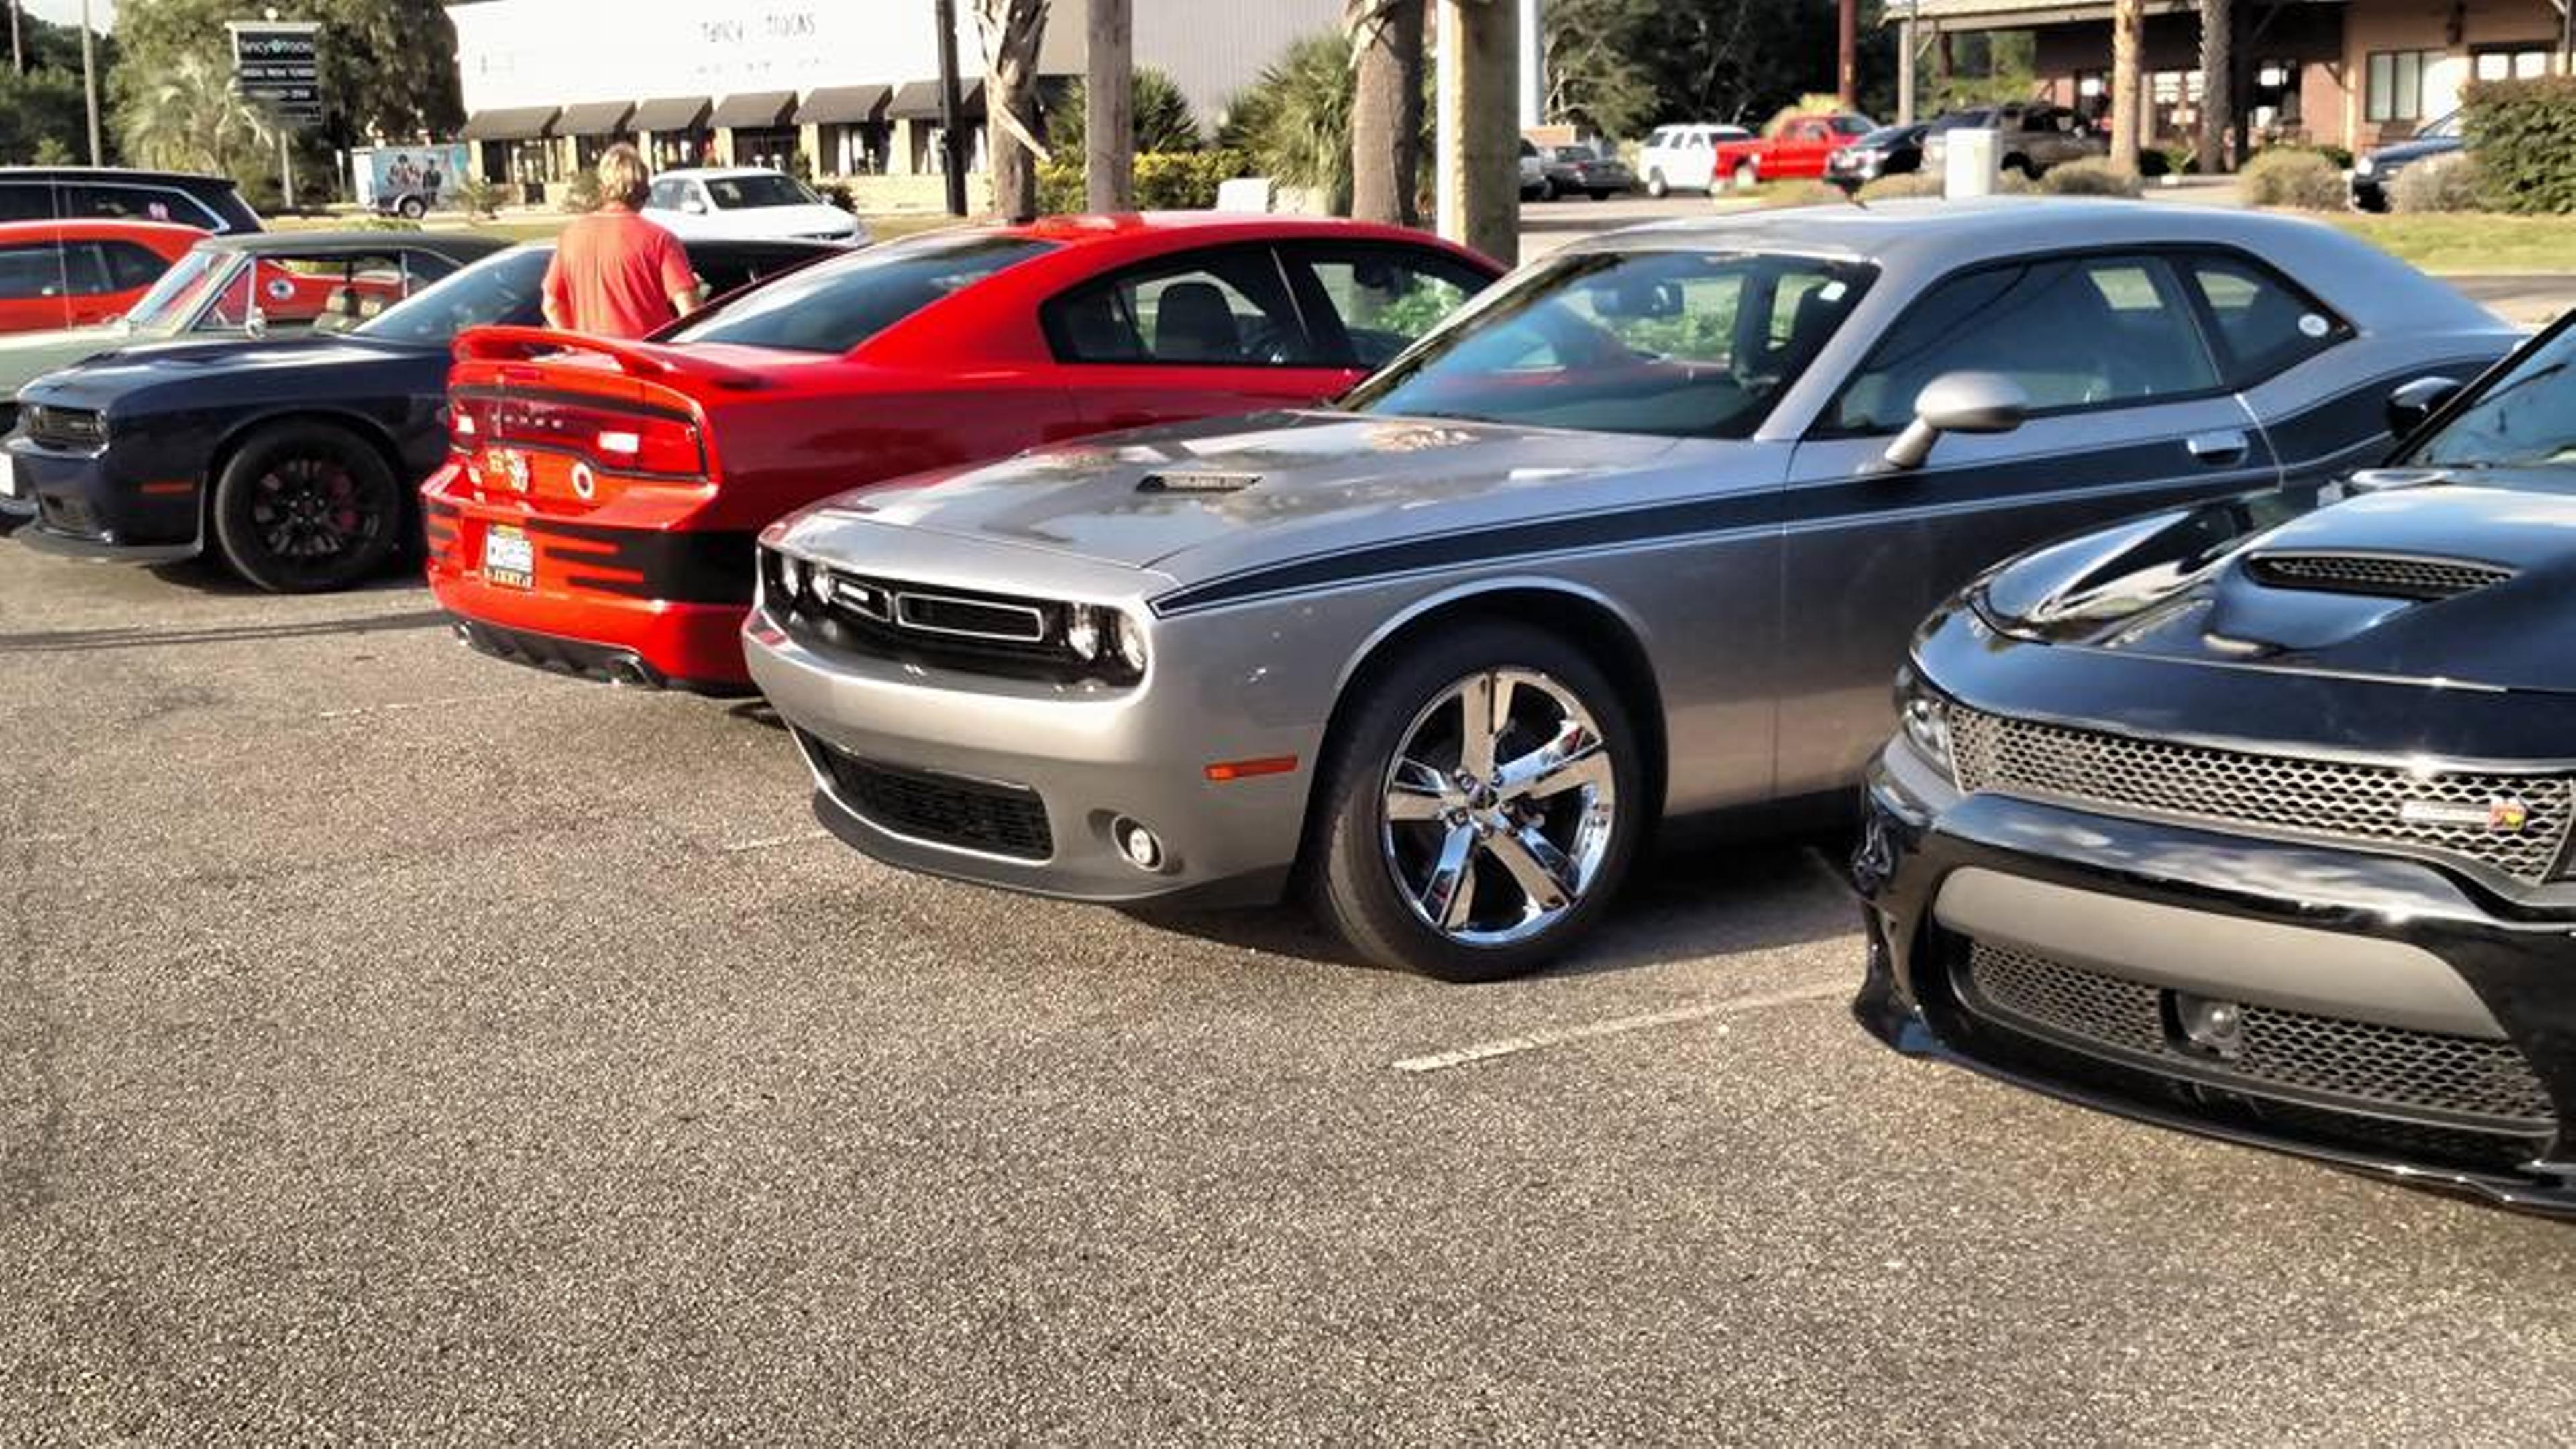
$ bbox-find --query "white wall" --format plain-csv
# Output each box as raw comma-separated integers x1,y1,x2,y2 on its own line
1130,0,1345,130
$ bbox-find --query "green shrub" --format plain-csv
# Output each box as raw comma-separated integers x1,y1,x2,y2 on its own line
2039,157,2142,197
2463,76,2576,214
2390,151,2485,213
1856,172,1943,201
1049,68,1203,156
453,175,505,219
2238,147,2343,209
1037,149,1250,215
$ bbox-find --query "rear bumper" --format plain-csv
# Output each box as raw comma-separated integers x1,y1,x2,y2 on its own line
421,468,758,692
1852,739,2576,1215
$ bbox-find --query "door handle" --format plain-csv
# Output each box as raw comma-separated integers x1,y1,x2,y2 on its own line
2185,430,2250,466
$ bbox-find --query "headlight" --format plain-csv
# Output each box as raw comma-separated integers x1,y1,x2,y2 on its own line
1896,677,1956,784
1064,603,1148,682
2355,156,2376,177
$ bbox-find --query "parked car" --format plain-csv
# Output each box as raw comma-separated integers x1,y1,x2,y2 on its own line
1519,138,1548,200
1638,123,1755,196
1538,144,1636,200
643,168,868,244
2350,111,2463,211
3,237,826,590
1919,103,2105,179
741,199,2517,981
1851,308,2576,1213
0,219,203,336
0,166,263,235
427,215,1502,692
1710,113,1878,187
0,231,504,442
1825,123,1929,189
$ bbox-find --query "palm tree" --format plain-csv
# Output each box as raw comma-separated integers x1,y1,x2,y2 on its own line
1085,0,1133,211
975,0,1051,222
1348,0,1424,226
2197,0,2233,172
2110,0,2144,173
119,51,275,178
1226,31,1357,211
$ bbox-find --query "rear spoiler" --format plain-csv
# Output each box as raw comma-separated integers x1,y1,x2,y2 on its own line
452,325,766,390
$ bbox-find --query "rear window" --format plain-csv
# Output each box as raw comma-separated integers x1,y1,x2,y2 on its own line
707,174,818,209
666,234,1056,354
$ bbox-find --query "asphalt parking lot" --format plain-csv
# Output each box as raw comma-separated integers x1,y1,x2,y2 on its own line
5,542,2575,1441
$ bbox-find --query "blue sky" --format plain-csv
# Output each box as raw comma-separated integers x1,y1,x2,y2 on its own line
22,0,120,30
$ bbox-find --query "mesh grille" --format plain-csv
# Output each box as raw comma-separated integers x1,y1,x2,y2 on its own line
1960,942,2555,1125
2247,551,2513,600
1948,709,2575,883
810,739,1053,862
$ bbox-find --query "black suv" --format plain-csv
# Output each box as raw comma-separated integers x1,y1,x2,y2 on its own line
0,168,263,235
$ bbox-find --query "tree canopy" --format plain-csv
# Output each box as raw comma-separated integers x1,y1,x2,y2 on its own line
113,0,464,149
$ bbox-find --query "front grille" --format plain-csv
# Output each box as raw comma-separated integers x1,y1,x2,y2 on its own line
22,405,104,451
810,738,1053,861
1947,708,2575,883
1958,942,2556,1126
767,549,1138,686
2247,551,2514,600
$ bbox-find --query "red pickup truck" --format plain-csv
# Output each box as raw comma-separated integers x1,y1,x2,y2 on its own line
1712,113,1877,187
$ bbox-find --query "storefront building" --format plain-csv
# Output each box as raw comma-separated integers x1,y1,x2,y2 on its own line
445,0,1344,195
1901,0,2569,154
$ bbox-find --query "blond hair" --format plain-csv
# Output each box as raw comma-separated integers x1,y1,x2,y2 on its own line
596,142,651,208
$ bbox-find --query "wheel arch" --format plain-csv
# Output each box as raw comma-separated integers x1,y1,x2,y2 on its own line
202,406,416,535
1299,578,1671,863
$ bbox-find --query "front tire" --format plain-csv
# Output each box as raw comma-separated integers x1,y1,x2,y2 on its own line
211,421,405,594
1733,160,1760,189
397,195,428,220
1645,169,1669,198
1307,622,1645,981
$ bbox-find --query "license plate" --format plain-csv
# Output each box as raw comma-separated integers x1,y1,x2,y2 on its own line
482,525,534,589
0,453,21,502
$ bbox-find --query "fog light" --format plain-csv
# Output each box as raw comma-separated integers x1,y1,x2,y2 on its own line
1113,816,1163,871
2172,991,2247,1060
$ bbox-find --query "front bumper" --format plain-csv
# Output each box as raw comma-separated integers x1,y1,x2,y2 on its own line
4,435,201,562
1853,739,2576,1214
743,601,1317,908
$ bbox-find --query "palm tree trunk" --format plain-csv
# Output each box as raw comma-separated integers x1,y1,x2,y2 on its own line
1348,0,1424,226
1085,0,1133,211
2110,0,2143,173
1433,0,1517,266
975,0,1051,223
2196,0,2233,172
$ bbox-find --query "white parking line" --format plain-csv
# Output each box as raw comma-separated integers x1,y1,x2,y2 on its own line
717,828,832,854
1391,979,1849,1074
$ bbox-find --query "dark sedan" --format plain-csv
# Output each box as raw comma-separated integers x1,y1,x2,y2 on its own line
1537,144,1636,200
1854,310,2576,1213
2350,112,2463,212
1825,123,1927,189
3,236,830,592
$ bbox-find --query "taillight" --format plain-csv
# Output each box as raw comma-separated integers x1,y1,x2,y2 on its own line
447,389,706,477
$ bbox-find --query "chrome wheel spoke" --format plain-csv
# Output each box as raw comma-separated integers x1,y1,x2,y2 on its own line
1489,825,1576,914
1384,757,1451,822
1495,720,1605,801
1457,670,1510,780
1420,825,1479,930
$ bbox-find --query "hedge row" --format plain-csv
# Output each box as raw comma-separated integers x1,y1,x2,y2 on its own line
1036,149,1253,215
2463,76,2576,214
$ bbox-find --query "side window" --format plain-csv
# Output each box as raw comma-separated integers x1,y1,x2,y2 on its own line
1286,245,1486,369
1043,248,1317,367
0,183,54,221
100,241,174,291
2184,252,2348,385
647,179,686,209
60,184,189,225
1646,128,1673,150
0,242,63,299
1832,254,2220,433
58,242,117,295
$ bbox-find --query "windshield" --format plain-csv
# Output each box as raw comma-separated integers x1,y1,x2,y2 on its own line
1344,249,1876,439
1832,115,1874,135
707,174,821,209
122,247,229,331
2407,322,2576,471
665,233,1055,354
1854,125,1919,149
2419,111,2461,140
359,247,549,344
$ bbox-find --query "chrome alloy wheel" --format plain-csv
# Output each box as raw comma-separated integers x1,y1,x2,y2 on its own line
1379,667,1619,948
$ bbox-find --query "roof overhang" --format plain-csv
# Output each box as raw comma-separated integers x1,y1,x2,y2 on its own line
460,106,559,140
632,95,714,133
710,91,799,129
798,85,892,125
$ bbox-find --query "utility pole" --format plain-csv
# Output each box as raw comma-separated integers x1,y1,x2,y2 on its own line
11,0,23,77
1837,0,1858,108
1085,0,1132,211
79,0,101,165
2110,0,2143,173
1897,1,1918,124
934,0,969,215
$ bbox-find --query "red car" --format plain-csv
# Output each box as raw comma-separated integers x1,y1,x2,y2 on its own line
0,219,203,334
426,214,1501,692
1711,113,1876,188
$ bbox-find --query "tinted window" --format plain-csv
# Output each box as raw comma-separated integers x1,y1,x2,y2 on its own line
99,240,173,290
1833,115,1874,136
360,246,551,343
1831,254,2219,433
0,182,52,221
0,242,62,299
59,183,205,227
692,246,819,298
706,174,816,209
58,241,115,295
199,252,420,335
2186,254,2345,384
668,234,1055,354
1346,249,1874,439
1285,244,1487,370
2408,323,2576,471
647,178,690,209
1043,246,1317,367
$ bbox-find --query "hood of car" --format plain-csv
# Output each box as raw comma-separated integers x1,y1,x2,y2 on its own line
15,334,430,409
805,409,1682,576
1976,472,2576,694
2365,136,2463,168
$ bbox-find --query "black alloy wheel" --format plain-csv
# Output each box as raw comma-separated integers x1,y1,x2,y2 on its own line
211,421,404,594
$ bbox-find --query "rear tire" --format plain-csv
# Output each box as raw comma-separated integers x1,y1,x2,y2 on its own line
397,195,428,220
211,421,405,594
1307,621,1646,982
1645,169,1669,198
1733,160,1760,189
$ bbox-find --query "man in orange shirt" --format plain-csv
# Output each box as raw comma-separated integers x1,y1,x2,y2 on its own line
541,144,704,338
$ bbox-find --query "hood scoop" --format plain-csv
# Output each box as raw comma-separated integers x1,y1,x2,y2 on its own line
1137,469,1259,494
2243,550,2515,602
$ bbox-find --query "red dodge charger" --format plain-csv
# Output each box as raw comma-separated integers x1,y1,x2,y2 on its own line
425,213,1501,692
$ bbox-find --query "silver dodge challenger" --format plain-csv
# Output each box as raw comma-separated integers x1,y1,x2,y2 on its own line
745,199,2519,980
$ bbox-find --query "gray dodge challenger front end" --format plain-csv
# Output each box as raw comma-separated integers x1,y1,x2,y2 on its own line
745,199,2518,979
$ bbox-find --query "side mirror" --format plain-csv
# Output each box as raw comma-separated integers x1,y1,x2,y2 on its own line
1877,371,2029,472
682,198,708,215
2385,374,2460,439
243,305,268,340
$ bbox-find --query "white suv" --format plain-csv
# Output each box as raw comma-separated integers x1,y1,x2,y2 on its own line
1638,123,1754,197
641,168,867,244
